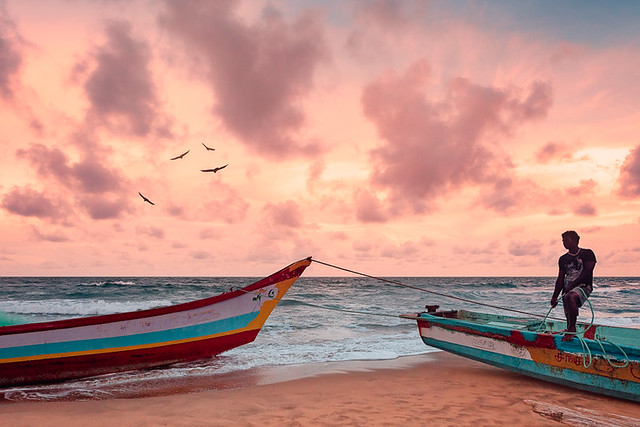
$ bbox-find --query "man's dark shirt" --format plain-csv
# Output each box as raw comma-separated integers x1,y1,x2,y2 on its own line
558,248,596,291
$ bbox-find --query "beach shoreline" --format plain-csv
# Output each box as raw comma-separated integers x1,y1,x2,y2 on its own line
1,352,639,426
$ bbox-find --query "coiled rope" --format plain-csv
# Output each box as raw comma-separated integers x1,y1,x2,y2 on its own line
552,287,630,369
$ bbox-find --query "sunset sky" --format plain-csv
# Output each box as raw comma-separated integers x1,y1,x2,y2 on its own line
1,0,639,277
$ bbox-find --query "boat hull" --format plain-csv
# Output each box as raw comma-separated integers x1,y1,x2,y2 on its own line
0,258,311,387
402,310,640,402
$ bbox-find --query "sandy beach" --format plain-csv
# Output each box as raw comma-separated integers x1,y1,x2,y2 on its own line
1,352,639,426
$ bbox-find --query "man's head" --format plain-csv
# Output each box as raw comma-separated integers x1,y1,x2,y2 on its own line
562,230,580,249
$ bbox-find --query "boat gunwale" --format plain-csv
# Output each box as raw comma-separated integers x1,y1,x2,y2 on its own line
401,310,640,351
0,257,311,337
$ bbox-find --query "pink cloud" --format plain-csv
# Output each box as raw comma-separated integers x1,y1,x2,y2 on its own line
136,225,165,239
361,60,553,216
508,240,543,256
474,178,524,213
354,189,388,223
199,228,223,240
261,200,303,228
31,226,69,243
190,250,211,260
573,203,597,217
74,21,172,138
1,186,70,222
160,1,329,158
0,5,22,101
535,141,575,163
202,184,250,224
346,0,425,59
565,179,597,197
617,144,640,199
380,241,421,258
306,159,325,192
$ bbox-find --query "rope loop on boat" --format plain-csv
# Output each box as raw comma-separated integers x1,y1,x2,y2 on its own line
535,287,628,369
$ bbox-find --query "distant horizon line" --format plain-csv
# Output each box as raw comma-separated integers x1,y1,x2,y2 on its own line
1,275,637,279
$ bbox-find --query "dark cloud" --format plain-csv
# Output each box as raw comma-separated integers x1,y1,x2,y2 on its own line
617,145,640,199
0,5,22,101
361,60,552,217
16,143,131,219
81,195,130,220
78,21,171,138
160,0,328,158
1,186,70,222
17,144,123,194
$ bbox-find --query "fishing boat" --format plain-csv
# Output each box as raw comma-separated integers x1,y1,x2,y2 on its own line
401,306,640,402
0,257,311,387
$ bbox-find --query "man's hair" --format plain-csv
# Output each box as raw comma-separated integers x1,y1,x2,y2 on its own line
562,230,580,243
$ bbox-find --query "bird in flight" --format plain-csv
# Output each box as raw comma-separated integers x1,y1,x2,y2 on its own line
202,143,215,151
170,150,190,160
138,192,155,205
201,164,229,173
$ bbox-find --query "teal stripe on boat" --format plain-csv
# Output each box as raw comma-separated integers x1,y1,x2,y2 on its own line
423,336,640,402
0,312,258,360
424,316,638,359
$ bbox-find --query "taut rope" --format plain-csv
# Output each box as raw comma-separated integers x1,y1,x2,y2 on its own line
311,259,630,369
311,259,564,320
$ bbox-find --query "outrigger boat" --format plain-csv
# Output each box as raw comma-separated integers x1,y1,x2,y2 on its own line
401,306,640,402
0,257,311,387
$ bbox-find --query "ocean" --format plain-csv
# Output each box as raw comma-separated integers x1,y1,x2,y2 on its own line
1,266,639,402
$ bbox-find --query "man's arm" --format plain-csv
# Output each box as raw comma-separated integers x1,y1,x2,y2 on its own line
551,269,564,307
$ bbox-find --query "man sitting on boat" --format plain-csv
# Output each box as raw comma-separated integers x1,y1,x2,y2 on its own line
550,230,597,341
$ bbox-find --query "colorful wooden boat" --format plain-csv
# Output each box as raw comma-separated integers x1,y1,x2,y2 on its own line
0,257,311,387
401,306,640,402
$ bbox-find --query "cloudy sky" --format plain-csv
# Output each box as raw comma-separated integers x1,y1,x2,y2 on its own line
1,0,639,277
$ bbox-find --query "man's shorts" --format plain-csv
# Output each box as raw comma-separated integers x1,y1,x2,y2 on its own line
563,285,592,307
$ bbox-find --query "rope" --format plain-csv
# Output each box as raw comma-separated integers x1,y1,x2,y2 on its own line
235,286,399,319
312,259,564,320
537,287,629,369
571,288,629,369
311,259,631,369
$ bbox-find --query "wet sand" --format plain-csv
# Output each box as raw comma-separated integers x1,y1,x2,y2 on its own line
1,352,639,426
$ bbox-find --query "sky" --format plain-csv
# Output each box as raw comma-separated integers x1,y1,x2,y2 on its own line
1,0,640,277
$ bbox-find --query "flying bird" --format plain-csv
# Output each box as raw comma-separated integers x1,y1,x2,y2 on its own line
201,164,229,173
170,150,190,160
138,192,155,205
202,143,215,151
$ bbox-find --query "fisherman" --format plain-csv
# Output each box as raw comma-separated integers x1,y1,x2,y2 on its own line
550,230,597,341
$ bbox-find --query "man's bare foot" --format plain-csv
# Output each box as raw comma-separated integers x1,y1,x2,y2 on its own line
561,332,575,341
